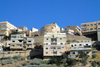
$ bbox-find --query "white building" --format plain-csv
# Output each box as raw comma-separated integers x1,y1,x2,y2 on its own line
31,28,38,32
69,42,92,58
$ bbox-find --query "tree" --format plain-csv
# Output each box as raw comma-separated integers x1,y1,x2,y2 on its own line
91,61,96,67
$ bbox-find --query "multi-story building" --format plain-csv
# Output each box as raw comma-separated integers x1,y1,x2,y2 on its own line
6,34,34,51
17,26,28,31
69,42,92,59
81,21,100,41
43,33,67,60
65,26,82,36
0,21,17,40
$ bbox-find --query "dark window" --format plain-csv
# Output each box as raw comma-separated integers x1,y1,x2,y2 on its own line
46,52,48,54
79,44,82,46
75,44,76,46
9,44,10,45
28,41,31,42
46,48,48,49
94,24,96,25
46,43,48,45
47,38,48,40
90,24,93,26
98,23,100,25
60,38,62,40
86,44,88,46
34,34,39,37
18,40,22,42
60,43,63,45
73,52,75,54
12,41,15,42
71,45,73,47
90,28,93,30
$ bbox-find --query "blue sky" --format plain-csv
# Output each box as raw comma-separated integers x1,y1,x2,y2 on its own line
0,0,100,30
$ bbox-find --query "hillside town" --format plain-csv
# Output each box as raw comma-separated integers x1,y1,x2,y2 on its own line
0,21,100,67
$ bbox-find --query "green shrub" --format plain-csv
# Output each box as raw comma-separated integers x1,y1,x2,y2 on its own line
1,60,7,65
91,61,96,67
39,64,48,67
21,56,26,61
92,54,98,59
60,58,67,64
29,65,38,67
52,64,57,67
26,60,31,63
58,64,64,67
14,59,18,62
32,58,41,65
92,50,98,53
22,62,28,66
16,65,22,67
9,59,14,64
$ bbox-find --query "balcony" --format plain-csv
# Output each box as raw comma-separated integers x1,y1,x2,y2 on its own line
70,47,91,50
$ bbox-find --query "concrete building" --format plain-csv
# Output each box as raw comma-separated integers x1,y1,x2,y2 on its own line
31,28,38,32
40,23,61,35
65,26,82,36
81,21,100,41
69,42,92,59
6,34,34,51
0,21,17,40
43,33,67,60
17,26,28,31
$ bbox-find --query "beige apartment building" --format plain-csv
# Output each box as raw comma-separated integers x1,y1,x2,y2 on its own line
0,21,17,40
65,26,82,36
81,21,100,41
43,33,67,60
6,34,34,51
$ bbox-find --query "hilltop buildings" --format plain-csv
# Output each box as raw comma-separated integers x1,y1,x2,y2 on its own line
0,21,93,60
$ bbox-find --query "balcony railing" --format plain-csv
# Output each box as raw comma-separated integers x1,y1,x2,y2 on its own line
70,47,91,50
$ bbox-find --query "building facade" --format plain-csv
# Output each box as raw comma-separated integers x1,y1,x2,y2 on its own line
43,33,67,60
69,42,92,59
6,34,34,51
81,21,100,41
0,21,17,40
17,26,28,31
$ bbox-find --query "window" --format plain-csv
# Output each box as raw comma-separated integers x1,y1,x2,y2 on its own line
73,52,75,54
60,52,62,54
86,44,88,46
46,38,48,40
90,28,93,30
28,41,31,42
62,47,64,48
51,47,56,49
79,44,82,46
46,43,48,45
28,44,32,47
57,47,61,49
90,24,93,26
60,43,63,45
18,45,21,47
87,29,89,30
46,48,48,49
94,24,96,25
75,44,76,46
8,44,10,46
98,23,100,25
46,52,48,54
94,28,97,29
12,45,14,47
12,41,15,42
60,38,62,40
87,52,89,54
71,45,73,47
18,40,22,42
87,25,89,26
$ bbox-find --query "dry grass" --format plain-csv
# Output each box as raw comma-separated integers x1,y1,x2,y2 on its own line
93,51,100,61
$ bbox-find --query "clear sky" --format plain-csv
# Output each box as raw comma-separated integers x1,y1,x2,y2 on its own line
0,0,100,30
